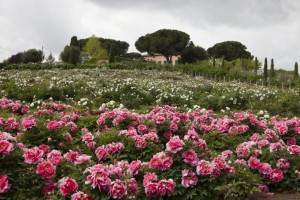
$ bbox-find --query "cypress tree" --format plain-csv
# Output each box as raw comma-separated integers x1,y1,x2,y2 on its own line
270,58,275,78
254,57,258,75
70,36,79,47
294,62,299,80
263,57,268,80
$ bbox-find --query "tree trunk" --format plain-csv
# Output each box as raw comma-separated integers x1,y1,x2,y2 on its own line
165,55,173,64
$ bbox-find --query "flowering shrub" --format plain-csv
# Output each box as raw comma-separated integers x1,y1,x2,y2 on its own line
0,97,299,199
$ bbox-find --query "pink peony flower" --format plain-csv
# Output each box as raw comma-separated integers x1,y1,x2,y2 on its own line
157,179,176,196
248,157,261,169
0,175,10,193
235,159,247,166
181,169,198,188
87,141,96,149
287,145,300,155
21,115,37,130
38,144,50,155
286,137,297,146
71,191,92,200
257,139,269,148
97,117,106,125
149,152,173,171
156,116,165,124
47,150,63,165
74,154,91,165
169,123,178,132
276,158,290,170
145,182,158,197
108,180,127,199
137,124,147,134
196,160,213,176
278,125,288,135
135,137,147,148
106,142,125,154
182,150,198,166
212,157,226,169
95,146,107,160
86,164,111,190
23,146,44,164
269,169,284,182
82,133,94,143
46,120,62,131
250,133,260,142
128,160,142,176
258,163,272,175
143,173,157,186
163,131,173,139
221,150,233,159
65,132,73,143
42,181,56,196
127,178,138,199
64,150,80,163
58,177,78,196
194,138,208,150
36,161,56,179
0,140,14,155
166,136,184,153
236,146,250,158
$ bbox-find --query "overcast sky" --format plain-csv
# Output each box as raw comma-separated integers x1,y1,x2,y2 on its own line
0,0,299,70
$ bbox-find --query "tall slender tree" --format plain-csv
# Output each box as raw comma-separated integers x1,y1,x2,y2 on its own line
254,57,258,75
270,58,275,78
294,62,299,80
263,57,268,80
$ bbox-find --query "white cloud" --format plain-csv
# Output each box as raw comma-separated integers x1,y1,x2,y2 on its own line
0,0,299,69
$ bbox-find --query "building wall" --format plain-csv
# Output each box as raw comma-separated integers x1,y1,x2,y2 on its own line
143,54,180,65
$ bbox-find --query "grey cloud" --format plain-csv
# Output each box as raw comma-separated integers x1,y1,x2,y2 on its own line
87,0,288,28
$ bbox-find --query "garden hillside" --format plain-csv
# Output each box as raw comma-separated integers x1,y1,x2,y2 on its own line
0,67,300,116
0,67,299,199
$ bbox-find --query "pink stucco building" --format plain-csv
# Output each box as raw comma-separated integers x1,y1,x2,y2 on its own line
143,54,180,65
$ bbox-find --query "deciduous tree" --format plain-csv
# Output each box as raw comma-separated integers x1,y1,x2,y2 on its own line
83,35,108,63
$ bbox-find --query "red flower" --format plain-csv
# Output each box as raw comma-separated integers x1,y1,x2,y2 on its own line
196,160,213,176
181,169,198,188
0,140,14,155
269,169,284,182
145,182,158,197
71,191,92,200
46,120,62,131
287,145,300,156
157,179,175,196
166,136,184,153
36,161,56,179
95,146,107,160
23,147,44,164
108,180,127,199
248,157,261,169
182,150,198,166
0,175,10,193
58,177,78,196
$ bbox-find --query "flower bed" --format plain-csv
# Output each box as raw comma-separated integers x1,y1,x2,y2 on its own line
0,97,299,199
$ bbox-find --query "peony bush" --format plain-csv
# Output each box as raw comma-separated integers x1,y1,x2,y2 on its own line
0,97,299,199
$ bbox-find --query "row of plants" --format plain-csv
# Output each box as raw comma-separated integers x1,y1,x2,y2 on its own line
0,68,299,116
0,97,299,199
